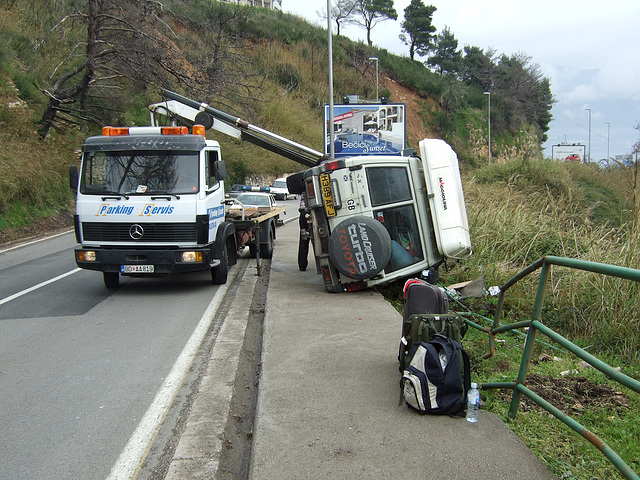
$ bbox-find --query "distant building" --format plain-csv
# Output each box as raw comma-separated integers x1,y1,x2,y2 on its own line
216,0,282,9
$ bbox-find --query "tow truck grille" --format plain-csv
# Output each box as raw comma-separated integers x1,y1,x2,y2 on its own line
81,222,197,242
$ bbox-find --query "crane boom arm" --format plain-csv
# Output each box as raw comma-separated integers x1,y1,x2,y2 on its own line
151,89,326,168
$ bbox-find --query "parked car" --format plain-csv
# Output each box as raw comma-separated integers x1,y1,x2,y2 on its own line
226,192,279,220
270,177,294,200
232,192,277,207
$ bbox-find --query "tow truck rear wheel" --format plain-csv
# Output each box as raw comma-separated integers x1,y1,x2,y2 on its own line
103,272,120,289
260,227,274,259
211,243,228,284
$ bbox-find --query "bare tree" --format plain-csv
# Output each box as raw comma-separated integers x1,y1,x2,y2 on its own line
320,0,357,36
35,0,190,138
170,1,263,116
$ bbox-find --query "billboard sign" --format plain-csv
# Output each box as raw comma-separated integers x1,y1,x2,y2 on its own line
552,144,586,162
324,103,406,157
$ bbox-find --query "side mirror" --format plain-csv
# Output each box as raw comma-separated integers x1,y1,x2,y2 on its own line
69,165,79,191
212,160,227,182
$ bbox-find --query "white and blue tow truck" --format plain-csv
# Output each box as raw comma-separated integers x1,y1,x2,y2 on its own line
69,90,322,289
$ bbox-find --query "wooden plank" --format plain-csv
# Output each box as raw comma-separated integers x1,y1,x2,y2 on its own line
226,207,285,223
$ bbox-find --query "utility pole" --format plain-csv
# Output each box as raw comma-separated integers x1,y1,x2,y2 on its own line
327,0,334,159
606,121,610,161
586,108,592,163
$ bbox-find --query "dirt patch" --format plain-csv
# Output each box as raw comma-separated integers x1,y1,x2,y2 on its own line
216,259,271,480
501,373,631,415
380,76,438,150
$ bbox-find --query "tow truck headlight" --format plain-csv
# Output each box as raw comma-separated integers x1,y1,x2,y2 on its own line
78,250,96,262
181,251,203,263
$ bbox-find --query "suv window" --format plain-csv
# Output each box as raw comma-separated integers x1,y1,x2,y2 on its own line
366,167,412,206
374,205,424,272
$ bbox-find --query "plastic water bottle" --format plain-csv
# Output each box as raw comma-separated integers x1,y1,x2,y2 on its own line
466,383,480,423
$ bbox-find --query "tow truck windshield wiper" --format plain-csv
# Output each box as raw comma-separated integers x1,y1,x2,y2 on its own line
100,191,130,200
147,191,181,200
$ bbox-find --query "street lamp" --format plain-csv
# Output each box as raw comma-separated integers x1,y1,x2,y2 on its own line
327,0,335,158
484,91,491,164
586,108,592,163
368,57,379,101
606,121,610,161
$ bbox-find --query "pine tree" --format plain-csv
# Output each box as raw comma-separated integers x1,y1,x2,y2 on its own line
399,0,436,61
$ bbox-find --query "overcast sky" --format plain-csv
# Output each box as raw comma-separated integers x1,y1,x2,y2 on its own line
282,0,640,162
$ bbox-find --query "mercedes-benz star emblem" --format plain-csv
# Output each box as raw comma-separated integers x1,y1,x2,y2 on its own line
129,224,144,240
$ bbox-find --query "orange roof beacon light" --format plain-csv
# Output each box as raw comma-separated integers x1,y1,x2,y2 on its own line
102,126,130,136
101,126,190,137
192,124,206,137
160,126,188,135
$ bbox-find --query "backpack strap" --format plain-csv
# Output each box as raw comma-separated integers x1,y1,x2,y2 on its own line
460,346,471,395
450,337,471,399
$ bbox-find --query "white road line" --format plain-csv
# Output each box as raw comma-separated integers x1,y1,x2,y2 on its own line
0,229,74,254
0,268,82,306
106,264,240,480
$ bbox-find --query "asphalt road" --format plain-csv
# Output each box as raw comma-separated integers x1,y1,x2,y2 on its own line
0,232,223,479
0,198,299,480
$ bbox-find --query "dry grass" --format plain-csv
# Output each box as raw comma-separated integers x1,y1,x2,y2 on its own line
455,158,640,362
0,104,77,223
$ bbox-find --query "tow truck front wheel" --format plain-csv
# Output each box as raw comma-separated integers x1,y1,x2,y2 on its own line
211,243,228,285
103,272,120,289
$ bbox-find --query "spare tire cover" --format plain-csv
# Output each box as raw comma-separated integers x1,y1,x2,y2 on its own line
328,216,392,280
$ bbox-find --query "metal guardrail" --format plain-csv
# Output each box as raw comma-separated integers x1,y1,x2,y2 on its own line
468,255,640,480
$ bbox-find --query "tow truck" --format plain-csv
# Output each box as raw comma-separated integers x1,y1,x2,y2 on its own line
70,89,471,292
68,91,314,288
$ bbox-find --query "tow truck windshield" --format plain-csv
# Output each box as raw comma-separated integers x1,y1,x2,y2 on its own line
80,151,200,195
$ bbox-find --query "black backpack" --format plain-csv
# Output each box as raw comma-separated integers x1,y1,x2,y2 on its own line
398,278,467,372
400,335,471,415
398,313,468,372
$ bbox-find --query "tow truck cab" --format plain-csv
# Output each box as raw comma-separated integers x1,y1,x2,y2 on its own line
301,139,472,293
70,125,233,289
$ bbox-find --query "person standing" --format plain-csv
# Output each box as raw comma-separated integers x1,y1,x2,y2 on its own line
298,196,310,271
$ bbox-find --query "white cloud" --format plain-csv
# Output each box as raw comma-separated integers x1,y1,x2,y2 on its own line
282,0,640,159
565,82,600,104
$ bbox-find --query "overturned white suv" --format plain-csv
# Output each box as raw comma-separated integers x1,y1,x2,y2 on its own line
288,139,472,293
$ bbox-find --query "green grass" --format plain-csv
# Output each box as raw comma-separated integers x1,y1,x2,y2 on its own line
460,323,640,480
379,154,640,479
0,201,66,230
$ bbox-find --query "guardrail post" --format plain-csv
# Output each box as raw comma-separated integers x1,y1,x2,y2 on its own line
509,260,551,418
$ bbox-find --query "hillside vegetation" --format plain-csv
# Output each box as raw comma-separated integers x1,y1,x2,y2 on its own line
1,2,639,476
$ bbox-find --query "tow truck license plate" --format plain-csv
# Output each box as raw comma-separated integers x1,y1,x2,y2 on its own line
320,173,336,217
121,265,154,273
